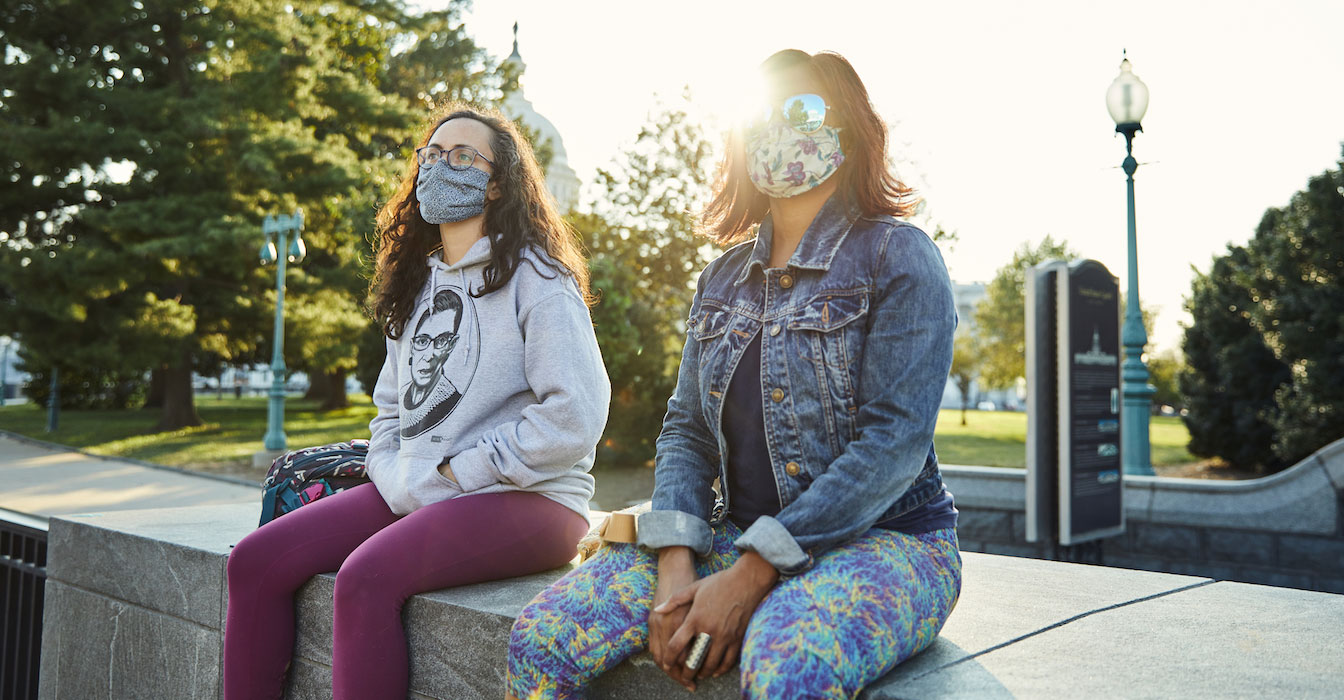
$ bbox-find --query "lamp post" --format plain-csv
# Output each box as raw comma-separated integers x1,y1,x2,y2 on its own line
0,336,11,407
257,209,306,459
1106,53,1156,476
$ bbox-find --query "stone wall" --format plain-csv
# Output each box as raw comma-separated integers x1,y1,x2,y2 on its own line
44,502,1344,699
946,437,1344,594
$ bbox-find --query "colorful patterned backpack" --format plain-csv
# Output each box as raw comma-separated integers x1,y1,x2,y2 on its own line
259,440,371,526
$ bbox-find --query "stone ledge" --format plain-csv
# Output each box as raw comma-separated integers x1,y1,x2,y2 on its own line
40,503,1344,699
943,435,1344,536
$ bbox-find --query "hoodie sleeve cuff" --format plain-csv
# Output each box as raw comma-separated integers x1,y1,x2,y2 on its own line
734,515,812,575
636,510,713,556
445,448,500,492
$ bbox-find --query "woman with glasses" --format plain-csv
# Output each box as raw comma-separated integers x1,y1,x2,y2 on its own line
223,105,610,700
507,49,960,699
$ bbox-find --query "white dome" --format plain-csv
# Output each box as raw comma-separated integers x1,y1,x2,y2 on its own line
501,25,581,213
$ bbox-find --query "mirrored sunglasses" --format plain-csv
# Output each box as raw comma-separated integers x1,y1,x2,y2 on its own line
753,93,830,134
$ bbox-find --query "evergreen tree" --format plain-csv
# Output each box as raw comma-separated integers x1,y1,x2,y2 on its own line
0,1,500,424
1237,148,1344,464
1179,248,1290,471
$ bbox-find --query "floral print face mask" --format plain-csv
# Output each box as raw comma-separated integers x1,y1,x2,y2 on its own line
745,123,845,199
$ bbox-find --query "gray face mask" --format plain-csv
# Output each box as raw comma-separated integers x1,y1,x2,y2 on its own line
416,163,490,224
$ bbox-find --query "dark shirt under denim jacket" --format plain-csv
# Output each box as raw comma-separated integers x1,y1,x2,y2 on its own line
636,194,958,575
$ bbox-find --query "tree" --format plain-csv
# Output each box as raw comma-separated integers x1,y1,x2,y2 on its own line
1145,348,1184,413
1237,147,1344,465
1179,248,1291,471
0,1,501,423
949,331,980,425
574,96,718,465
973,236,1077,389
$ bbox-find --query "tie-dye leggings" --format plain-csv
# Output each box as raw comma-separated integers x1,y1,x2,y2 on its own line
507,522,961,699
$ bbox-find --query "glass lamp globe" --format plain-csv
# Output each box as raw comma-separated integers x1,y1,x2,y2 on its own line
1106,57,1149,127
260,239,277,265
287,236,306,263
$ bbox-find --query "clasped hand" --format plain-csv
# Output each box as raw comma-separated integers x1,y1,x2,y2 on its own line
648,548,779,691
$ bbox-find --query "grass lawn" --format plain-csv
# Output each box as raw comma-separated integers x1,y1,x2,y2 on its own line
0,398,1200,473
0,395,378,476
934,409,1198,468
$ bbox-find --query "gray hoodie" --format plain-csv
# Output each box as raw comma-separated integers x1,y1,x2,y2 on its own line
365,237,610,520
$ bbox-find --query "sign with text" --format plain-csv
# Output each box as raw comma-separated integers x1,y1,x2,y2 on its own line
1027,259,1124,545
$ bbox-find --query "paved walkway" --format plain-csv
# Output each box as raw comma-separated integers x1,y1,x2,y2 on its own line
0,433,258,518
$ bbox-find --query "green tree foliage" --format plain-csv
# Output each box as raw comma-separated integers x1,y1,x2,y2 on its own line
0,1,501,423
949,331,980,426
1237,148,1344,465
574,99,718,465
1179,249,1291,471
972,236,1077,389
1145,348,1185,412
1180,147,1344,470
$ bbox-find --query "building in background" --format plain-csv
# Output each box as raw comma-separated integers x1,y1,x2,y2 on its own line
500,24,580,213
941,281,1022,411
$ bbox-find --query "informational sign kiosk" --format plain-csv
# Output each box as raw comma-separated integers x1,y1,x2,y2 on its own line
1026,259,1125,546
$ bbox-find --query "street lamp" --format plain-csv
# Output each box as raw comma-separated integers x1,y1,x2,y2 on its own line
1106,52,1156,476
257,209,306,459
0,336,11,407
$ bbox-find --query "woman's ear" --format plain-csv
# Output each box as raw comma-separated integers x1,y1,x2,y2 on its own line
487,181,502,202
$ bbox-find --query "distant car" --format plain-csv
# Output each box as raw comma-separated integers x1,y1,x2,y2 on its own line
977,401,996,411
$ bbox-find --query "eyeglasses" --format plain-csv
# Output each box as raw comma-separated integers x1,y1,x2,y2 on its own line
411,331,457,351
415,144,495,170
752,93,831,134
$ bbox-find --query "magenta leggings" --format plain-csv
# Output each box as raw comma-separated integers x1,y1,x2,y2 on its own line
223,482,587,700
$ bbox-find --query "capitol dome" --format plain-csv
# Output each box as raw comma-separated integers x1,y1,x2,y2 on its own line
500,24,581,213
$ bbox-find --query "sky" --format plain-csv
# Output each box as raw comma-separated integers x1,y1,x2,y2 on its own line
445,0,1344,352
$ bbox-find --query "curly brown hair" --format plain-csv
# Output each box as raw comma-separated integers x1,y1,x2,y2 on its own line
369,104,592,339
702,49,918,245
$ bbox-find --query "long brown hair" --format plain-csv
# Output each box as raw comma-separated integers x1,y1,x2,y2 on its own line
370,104,591,339
702,49,918,245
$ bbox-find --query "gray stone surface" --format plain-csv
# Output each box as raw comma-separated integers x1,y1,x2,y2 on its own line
1312,436,1344,490
893,581,1344,699
868,554,1209,687
1122,477,1155,520
39,581,220,700
952,508,1012,542
941,465,1025,511
1279,534,1344,573
293,574,337,666
39,495,1344,700
1130,522,1203,558
46,514,228,626
1206,529,1276,566
1138,461,1338,534
590,649,739,698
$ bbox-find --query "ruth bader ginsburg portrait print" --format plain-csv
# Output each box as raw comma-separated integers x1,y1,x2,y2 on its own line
399,283,480,439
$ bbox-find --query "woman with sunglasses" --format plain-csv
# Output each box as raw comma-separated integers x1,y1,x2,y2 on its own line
507,49,960,699
223,105,610,700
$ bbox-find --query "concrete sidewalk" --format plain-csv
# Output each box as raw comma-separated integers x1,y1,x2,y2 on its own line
0,432,258,518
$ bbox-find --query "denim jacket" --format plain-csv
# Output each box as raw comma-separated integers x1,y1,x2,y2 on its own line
636,195,957,575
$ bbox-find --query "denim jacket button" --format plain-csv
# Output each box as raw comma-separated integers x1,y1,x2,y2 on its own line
785,461,801,476
779,274,794,289
771,388,785,402
769,324,781,336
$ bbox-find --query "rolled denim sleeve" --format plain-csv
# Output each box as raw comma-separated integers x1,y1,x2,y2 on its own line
734,226,956,574
637,280,720,556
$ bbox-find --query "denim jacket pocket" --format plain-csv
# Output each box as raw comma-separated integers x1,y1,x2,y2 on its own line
789,290,868,370
691,304,733,343
789,290,869,452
